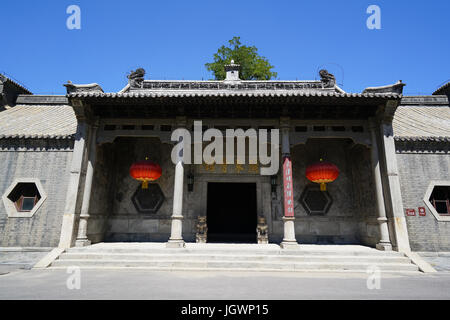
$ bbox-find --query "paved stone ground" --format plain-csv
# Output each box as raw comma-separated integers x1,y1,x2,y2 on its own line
1,268,450,300
418,252,450,272
0,248,52,273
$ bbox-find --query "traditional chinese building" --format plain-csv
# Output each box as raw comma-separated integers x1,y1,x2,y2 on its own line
0,65,449,270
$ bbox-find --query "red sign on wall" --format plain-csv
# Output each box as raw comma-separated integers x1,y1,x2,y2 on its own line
406,209,416,216
283,157,295,217
418,207,426,216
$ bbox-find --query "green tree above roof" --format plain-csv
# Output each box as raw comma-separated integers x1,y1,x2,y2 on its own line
205,37,277,80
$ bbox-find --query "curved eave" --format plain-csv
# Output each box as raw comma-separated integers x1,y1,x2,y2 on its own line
68,91,401,99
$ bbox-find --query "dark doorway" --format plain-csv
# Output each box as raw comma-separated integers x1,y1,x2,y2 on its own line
207,182,257,243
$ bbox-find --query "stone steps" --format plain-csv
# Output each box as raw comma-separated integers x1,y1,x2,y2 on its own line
65,247,403,256
51,259,418,272
49,243,420,273
57,252,411,264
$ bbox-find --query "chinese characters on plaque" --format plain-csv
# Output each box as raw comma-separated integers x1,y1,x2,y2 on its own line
199,163,260,174
283,157,295,217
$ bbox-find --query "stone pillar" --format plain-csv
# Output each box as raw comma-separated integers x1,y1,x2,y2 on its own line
75,123,98,247
379,121,411,252
369,121,392,251
167,117,187,248
58,121,88,248
280,118,299,249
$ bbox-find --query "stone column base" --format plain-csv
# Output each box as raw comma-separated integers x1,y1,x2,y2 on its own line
280,241,299,249
167,216,184,248
166,240,186,248
376,242,392,251
75,239,91,247
281,216,298,249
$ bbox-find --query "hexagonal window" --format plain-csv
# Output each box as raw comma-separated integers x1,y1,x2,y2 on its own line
424,181,450,222
8,183,41,212
430,187,450,215
132,183,165,214
2,178,47,218
300,186,332,216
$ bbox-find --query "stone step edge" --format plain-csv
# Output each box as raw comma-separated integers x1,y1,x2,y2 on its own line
58,253,411,261
52,259,417,267
66,249,404,256
48,265,421,274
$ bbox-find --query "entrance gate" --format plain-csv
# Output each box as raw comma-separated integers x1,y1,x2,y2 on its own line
206,182,257,243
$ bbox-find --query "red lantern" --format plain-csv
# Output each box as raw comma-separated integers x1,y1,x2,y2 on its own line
306,159,339,191
130,158,162,189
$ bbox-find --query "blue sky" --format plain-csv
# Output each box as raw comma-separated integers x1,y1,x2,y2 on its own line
1,0,449,95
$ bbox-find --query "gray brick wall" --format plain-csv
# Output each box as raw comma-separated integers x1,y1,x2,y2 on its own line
3,136,448,251
0,140,73,247
396,151,450,251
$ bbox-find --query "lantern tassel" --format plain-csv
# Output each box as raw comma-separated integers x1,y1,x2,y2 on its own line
320,183,326,191
142,180,149,189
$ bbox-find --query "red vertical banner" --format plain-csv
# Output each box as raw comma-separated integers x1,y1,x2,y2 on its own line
283,157,295,217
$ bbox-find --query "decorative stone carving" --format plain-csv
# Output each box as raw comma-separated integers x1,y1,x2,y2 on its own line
128,68,146,88
363,80,405,94
195,216,208,243
131,184,165,214
300,186,333,216
64,81,103,94
256,216,268,244
319,69,336,88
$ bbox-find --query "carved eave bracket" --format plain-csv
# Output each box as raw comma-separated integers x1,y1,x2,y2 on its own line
69,98,95,124
376,99,401,125
364,81,405,124
64,81,102,124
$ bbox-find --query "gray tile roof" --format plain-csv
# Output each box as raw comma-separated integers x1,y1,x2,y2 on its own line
0,105,76,139
0,74,32,95
393,105,450,141
0,99,447,141
433,82,450,95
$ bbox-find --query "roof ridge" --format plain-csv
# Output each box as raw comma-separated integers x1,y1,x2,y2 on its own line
0,73,32,94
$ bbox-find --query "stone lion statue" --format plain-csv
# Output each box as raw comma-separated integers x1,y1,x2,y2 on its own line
196,216,207,243
257,216,268,244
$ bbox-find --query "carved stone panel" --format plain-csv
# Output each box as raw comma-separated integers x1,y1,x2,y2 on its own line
131,184,165,214
300,186,333,216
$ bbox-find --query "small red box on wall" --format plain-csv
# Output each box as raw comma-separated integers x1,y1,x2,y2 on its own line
418,207,426,216
406,209,416,216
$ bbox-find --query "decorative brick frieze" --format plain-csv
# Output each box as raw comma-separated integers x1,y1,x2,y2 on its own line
395,139,450,154
0,138,74,151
